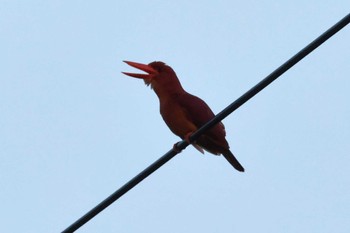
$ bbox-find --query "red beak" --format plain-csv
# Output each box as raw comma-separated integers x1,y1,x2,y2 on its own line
122,61,158,80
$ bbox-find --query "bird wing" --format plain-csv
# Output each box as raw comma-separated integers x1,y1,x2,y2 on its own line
176,93,228,152
176,93,218,128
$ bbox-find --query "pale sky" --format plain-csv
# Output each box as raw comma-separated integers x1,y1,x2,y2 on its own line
1,1,350,233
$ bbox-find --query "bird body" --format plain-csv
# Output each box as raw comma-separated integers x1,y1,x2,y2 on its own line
160,93,198,138
123,61,244,172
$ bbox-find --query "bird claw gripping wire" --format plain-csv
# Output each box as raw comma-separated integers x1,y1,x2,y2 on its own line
172,141,184,153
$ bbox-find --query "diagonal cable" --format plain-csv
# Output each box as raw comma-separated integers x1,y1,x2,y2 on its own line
62,13,350,233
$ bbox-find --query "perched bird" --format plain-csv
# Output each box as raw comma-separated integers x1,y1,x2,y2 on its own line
123,61,244,172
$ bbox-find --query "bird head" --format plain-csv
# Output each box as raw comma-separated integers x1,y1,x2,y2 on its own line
122,61,184,95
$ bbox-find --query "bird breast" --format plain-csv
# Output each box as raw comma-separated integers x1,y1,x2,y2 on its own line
159,98,197,138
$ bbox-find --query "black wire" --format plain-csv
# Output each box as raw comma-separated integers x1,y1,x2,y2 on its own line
189,13,350,143
62,13,350,233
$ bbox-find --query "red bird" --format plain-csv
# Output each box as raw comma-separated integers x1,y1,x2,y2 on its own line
123,61,244,172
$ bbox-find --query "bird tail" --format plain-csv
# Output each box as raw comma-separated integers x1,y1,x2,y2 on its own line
222,150,245,172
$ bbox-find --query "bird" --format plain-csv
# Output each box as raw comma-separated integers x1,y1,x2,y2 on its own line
122,61,244,172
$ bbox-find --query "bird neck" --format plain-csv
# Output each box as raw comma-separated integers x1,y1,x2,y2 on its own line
153,81,186,100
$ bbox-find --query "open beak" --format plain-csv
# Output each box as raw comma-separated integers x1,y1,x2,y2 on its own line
122,61,158,80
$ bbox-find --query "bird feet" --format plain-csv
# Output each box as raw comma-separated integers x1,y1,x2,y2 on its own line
184,132,204,154
172,133,193,153
172,133,204,154
172,142,183,153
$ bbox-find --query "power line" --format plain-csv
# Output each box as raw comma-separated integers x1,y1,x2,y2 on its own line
62,13,350,233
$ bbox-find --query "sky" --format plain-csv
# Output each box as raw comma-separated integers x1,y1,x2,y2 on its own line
1,1,350,233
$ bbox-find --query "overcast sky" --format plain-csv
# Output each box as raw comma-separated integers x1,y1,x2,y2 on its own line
1,1,350,233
